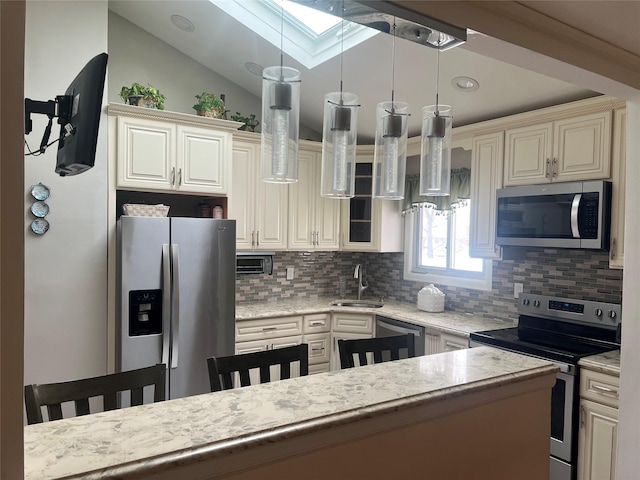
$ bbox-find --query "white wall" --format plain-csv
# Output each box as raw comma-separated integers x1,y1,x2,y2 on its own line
24,1,108,387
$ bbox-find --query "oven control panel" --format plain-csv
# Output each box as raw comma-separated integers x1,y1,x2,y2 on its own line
518,293,621,328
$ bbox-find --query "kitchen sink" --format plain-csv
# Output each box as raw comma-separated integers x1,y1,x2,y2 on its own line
331,300,384,308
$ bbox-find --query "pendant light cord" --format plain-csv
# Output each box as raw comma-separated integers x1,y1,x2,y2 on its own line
435,34,441,115
279,4,285,80
339,0,345,104
391,18,396,110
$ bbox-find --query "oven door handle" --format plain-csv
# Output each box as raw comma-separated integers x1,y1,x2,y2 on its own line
571,193,582,238
468,340,574,374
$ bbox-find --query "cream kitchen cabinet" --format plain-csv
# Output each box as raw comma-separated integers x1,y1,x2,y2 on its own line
288,145,341,250
330,312,374,370
229,135,288,250
469,132,504,259
115,114,231,195
424,329,468,355
504,110,612,186
609,109,626,269
578,368,619,480
302,313,331,372
438,331,469,352
340,149,403,252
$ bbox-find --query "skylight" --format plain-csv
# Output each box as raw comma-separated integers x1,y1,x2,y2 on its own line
273,0,341,35
210,0,377,69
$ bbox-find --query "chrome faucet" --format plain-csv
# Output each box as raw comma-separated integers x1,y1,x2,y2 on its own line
354,264,368,300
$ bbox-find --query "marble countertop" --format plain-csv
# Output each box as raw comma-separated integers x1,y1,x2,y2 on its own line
236,298,513,336
579,349,621,376
24,347,556,480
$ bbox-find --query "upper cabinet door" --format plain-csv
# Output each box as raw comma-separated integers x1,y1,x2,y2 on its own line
117,116,175,191
470,132,504,259
503,122,553,186
229,139,258,250
553,110,612,182
609,109,626,269
503,110,612,186
176,126,231,195
288,150,316,249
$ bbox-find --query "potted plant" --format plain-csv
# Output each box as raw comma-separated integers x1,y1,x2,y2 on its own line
120,83,166,110
230,112,260,132
193,92,227,118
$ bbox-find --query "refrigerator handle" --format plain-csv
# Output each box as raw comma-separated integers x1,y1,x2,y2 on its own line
161,244,171,367
171,244,180,369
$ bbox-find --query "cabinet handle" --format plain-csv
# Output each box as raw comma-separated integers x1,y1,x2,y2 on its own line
256,231,260,247
552,158,558,178
311,347,325,352
251,231,256,249
177,168,182,185
545,159,550,178
262,326,278,331
611,238,617,260
171,167,176,186
580,405,585,428
592,384,619,398
309,321,326,326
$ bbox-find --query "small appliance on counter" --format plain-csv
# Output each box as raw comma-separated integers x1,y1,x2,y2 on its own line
417,284,445,312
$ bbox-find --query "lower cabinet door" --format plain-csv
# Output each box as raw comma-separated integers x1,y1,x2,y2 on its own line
578,398,618,480
303,332,331,365
233,336,303,386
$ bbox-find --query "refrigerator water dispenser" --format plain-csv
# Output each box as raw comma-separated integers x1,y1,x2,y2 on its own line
129,289,162,336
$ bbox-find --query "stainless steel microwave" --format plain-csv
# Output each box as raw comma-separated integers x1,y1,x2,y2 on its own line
496,180,612,250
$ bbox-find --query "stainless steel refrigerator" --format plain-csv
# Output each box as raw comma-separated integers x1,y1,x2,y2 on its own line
116,216,236,400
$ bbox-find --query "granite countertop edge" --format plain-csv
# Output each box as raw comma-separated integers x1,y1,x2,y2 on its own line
59,359,558,480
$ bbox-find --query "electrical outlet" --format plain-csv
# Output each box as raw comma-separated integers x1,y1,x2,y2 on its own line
286,267,294,280
514,282,524,298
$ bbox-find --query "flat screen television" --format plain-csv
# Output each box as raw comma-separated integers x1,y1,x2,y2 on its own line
55,52,108,176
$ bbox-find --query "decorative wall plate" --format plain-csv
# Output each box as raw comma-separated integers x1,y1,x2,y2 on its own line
30,183,51,201
30,218,50,235
30,201,50,218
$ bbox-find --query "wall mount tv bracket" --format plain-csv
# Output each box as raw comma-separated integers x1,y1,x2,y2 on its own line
24,95,74,154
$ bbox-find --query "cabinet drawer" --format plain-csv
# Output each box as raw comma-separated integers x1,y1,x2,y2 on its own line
332,313,374,334
580,369,620,408
303,332,331,365
440,332,469,352
303,313,331,333
236,316,303,343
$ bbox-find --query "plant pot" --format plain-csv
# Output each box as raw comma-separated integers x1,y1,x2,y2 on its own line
128,95,157,109
196,108,225,119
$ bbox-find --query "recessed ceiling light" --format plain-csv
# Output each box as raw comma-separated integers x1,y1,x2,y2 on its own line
452,76,479,92
245,62,264,76
170,14,195,33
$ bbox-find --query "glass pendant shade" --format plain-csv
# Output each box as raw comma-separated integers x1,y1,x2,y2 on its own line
261,66,301,183
420,105,452,196
373,101,409,199
321,92,359,198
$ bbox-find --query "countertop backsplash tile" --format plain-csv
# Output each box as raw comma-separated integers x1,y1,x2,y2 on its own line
236,248,622,323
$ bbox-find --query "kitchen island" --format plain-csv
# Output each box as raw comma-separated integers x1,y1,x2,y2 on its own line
25,347,557,480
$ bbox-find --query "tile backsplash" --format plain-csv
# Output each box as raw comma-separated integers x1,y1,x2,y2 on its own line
236,249,623,322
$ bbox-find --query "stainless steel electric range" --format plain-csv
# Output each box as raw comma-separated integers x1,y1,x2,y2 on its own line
469,293,622,480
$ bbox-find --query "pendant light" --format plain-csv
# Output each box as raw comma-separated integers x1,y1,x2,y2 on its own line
373,19,409,200
321,9,360,198
261,5,301,183
420,34,452,196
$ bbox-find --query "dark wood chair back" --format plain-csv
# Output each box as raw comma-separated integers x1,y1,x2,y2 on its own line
24,363,166,425
338,333,416,369
207,344,309,392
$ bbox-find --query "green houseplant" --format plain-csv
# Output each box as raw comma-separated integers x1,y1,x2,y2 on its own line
193,92,227,118
120,83,166,110
230,112,260,132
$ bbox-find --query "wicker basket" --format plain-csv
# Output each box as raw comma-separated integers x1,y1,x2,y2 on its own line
122,204,170,217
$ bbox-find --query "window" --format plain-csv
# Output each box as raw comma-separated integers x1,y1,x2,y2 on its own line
403,170,492,291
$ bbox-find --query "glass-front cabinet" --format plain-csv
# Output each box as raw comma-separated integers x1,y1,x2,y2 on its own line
341,150,403,252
